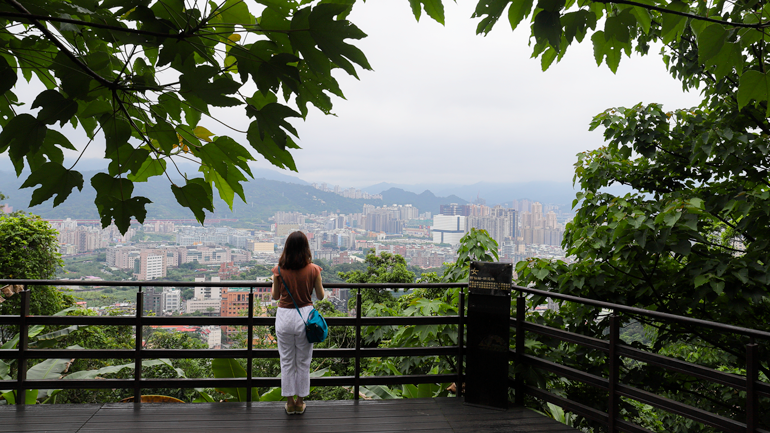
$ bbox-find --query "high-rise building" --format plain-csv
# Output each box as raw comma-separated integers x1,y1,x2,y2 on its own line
439,203,471,216
432,214,467,245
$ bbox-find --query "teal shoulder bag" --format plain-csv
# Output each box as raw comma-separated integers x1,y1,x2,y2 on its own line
278,268,328,343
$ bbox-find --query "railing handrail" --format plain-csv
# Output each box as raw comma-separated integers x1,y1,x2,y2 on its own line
3,279,767,340
512,285,770,340
0,279,467,406
0,279,463,289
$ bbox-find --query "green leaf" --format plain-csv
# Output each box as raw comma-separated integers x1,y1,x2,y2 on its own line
533,10,561,51
146,120,178,153
0,56,18,95
473,0,510,35
80,100,113,119
126,157,166,182
697,24,727,64
694,274,709,288
307,4,372,78
0,114,48,175
210,358,259,402
91,173,151,233
247,121,298,170
737,70,770,112
660,1,688,44
630,6,651,34
604,9,635,44
27,358,71,381
99,113,132,157
180,67,243,107
20,163,84,207
32,90,78,126
408,0,445,24
171,179,213,224
219,0,256,27
508,0,535,32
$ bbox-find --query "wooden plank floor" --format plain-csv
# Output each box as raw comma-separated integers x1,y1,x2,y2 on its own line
1,398,578,433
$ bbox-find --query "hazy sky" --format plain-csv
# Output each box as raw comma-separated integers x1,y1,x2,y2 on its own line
2,1,703,190
250,1,702,188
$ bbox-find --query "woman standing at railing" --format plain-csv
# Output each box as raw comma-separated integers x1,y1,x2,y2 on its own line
272,230,325,415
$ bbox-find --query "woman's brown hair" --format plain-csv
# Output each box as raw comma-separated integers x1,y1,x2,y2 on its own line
279,231,313,270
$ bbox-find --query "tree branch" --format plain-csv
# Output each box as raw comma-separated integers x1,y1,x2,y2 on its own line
594,0,770,29
4,0,115,90
0,11,309,38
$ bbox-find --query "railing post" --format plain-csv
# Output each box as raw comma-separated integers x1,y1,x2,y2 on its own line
354,290,362,401
515,294,525,406
457,287,465,399
608,313,620,433
246,288,254,403
134,287,143,403
746,339,758,433
16,286,30,406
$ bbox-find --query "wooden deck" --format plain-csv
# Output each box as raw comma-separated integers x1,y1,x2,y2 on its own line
1,397,578,432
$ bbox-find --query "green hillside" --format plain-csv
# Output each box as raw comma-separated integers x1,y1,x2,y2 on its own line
0,171,380,224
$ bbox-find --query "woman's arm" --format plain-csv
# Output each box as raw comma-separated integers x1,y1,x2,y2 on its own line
314,272,325,300
271,274,281,301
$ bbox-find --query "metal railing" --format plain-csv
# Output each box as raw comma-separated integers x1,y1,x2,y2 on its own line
2,278,769,433
509,285,770,433
0,279,465,404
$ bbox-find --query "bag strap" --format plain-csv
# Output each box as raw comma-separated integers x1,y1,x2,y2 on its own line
278,268,307,325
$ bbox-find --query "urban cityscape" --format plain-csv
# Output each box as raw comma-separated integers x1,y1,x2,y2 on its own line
1,189,572,349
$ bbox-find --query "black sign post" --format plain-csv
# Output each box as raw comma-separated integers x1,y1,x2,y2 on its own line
464,261,512,409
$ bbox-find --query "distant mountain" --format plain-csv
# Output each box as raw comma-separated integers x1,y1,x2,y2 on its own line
364,181,580,207
379,188,468,215
0,170,377,224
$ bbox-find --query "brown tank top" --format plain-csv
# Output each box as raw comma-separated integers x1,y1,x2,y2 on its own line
272,263,320,309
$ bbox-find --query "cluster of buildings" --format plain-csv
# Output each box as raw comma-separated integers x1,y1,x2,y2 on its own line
310,182,383,200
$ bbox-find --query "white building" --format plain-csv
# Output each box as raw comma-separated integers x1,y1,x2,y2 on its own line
194,276,222,300
431,215,467,245
200,326,222,348
161,289,181,313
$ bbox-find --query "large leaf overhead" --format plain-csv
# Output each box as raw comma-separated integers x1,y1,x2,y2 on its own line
0,0,372,232
1,0,770,238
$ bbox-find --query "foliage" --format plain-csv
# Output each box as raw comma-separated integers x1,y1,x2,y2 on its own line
0,212,74,321
441,228,499,283
355,230,499,400
340,251,415,310
0,306,180,404
0,0,376,234
235,262,272,280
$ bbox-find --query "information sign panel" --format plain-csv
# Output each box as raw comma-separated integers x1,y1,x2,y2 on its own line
468,261,512,295
465,261,512,409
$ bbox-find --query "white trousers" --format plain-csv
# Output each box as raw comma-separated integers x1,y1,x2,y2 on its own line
276,305,314,397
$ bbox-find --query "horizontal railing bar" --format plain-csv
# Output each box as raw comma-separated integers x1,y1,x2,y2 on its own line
523,384,611,427
358,374,456,386
0,315,459,327
352,316,459,326
515,320,610,352
522,383,654,433
516,353,609,390
3,279,766,339
616,384,746,433
514,286,770,340
2,346,458,361
3,374,456,391
616,345,747,390
759,381,770,398
0,279,464,289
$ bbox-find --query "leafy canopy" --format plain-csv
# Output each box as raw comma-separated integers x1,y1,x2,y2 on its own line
4,0,766,235
0,0,373,233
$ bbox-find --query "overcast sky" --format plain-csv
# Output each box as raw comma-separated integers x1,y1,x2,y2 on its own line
3,1,703,191
259,1,702,188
